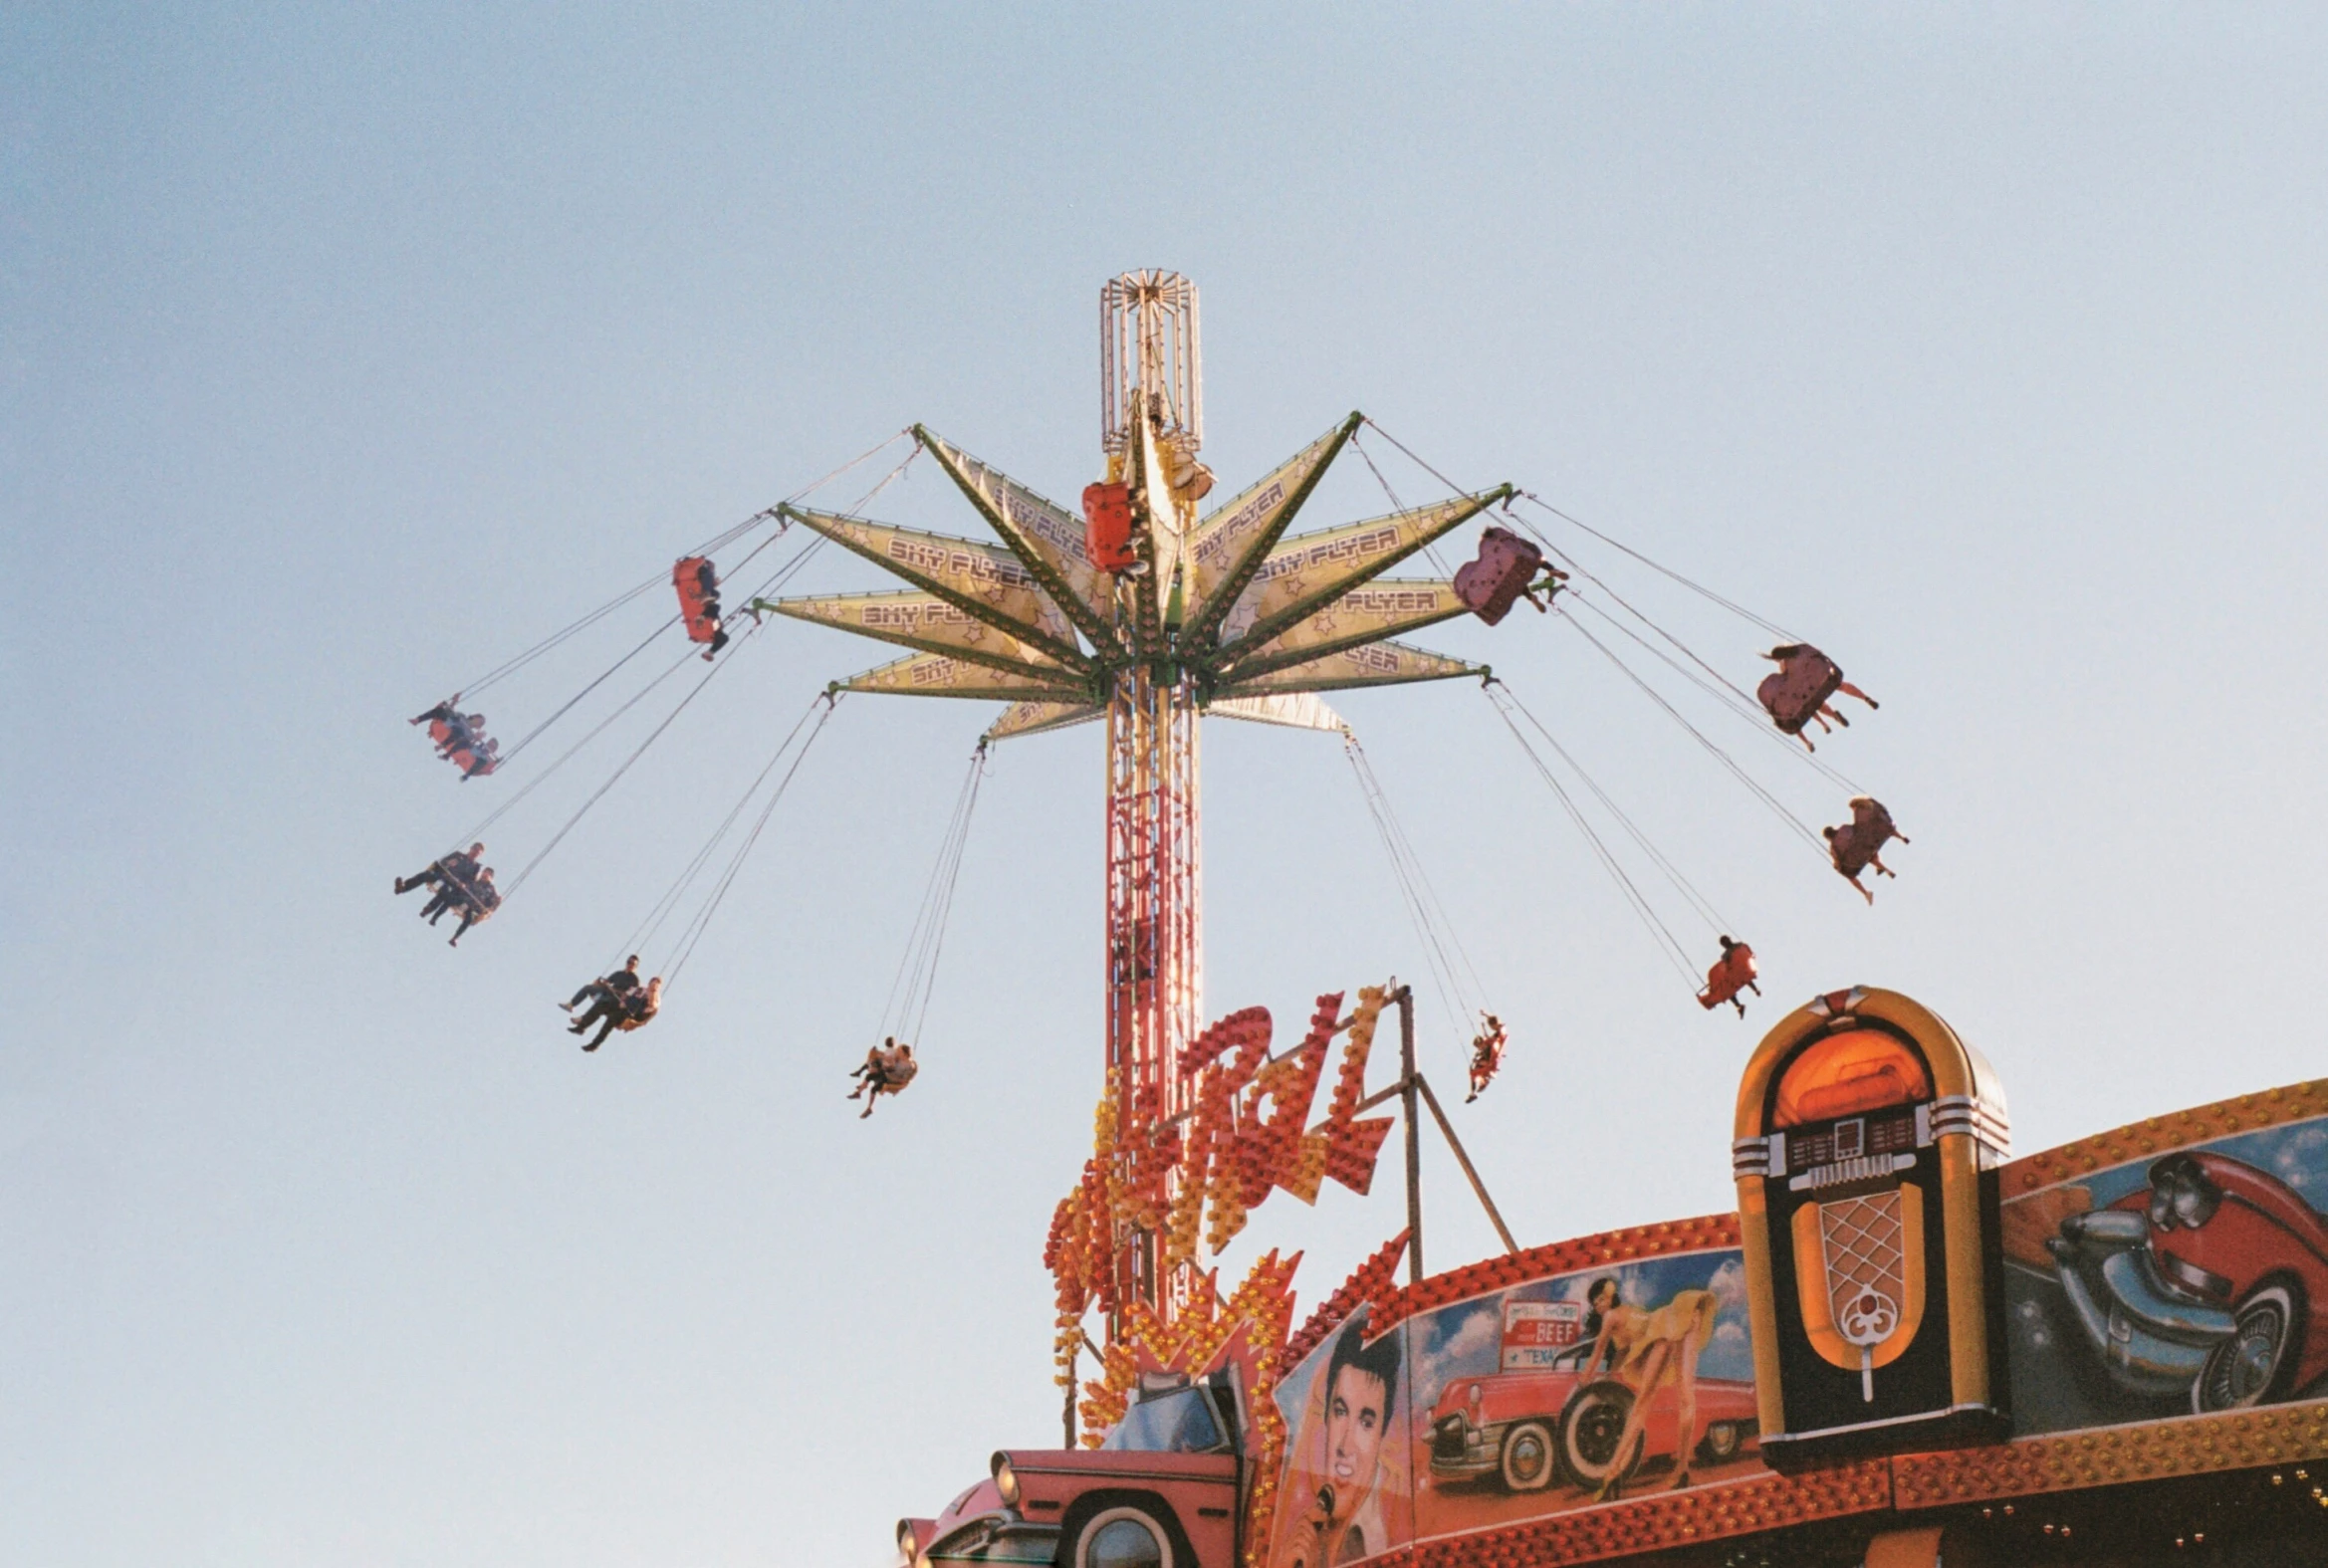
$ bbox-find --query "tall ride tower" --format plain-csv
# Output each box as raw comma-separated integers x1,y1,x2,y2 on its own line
765,271,1513,1328
1097,274,1206,1322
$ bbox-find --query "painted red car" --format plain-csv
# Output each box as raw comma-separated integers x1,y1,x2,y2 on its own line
2049,1151,2328,1411
899,1375,1245,1568
1426,1338,1760,1493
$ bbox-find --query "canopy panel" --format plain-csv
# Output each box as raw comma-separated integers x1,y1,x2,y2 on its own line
777,505,1086,668
764,589,1072,678
915,426,1119,654
1213,638,1479,696
1220,578,1468,685
837,650,1092,704
1210,487,1511,663
1182,414,1359,642
1205,692,1347,733
984,700,1105,744
1123,408,1180,657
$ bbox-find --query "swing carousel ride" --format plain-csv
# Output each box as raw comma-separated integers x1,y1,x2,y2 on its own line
422,276,2328,1568
398,271,1899,1325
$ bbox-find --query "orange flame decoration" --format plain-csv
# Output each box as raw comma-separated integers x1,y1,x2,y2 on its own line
1074,1251,1301,1567
1048,988,1396,1436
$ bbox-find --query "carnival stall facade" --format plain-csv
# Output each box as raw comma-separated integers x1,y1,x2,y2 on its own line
901,984,2328,1568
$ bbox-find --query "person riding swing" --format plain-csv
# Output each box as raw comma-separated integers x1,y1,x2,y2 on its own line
846,1037,918,1117
572,976,663,1051
1824,796,1909,904
1754,644,1877,751
1466,1013,1508,1103
413,699,496,774
439,867,499,946
396,841,484,898
674,557,731,660
1697,936,1760,1016
845,1042,889,1103
562,956,642,1017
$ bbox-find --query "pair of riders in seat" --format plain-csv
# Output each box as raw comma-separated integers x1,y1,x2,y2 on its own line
1466,1013,1509,1102
1455,527,1568,626
560,956,665,1050
1752,650,1909,903
394,842,500,945
1825,796,1909,904
847,1037,918,1117
1754,645,1877,752
410,699,499,779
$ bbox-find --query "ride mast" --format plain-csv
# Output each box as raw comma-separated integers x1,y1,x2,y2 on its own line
759,271,1513,1336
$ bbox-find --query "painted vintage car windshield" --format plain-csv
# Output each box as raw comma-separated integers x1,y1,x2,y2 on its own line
1772,1028,1931,1127
1102,1387,1226,1454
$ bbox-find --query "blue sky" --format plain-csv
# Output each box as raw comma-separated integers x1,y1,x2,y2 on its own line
5,6,2326,1565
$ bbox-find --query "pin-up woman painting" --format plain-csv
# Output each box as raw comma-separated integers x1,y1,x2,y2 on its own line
1578,1275,1719,1501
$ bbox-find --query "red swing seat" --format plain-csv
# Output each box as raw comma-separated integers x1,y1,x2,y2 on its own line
1454,527,1547,625
428,717,494,774
673,557,722,644
1081,482,1136,572
1828,813,1895,877
1757,648,1845,734
1698,942,1758,1010
1830,798,1901,875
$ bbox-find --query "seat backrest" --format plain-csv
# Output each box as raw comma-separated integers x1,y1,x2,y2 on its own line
673,557,720,641
1455,528,1547,626
1759,652,1843,732
1081,482,1135,571
1829,823,1874,874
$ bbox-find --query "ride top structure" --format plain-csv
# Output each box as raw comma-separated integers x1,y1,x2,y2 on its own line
754,271,1514,1337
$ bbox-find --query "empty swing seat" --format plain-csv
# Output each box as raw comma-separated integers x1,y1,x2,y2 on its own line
674,557,722,643
1756,648,1845,734
1081,481,1136,572
1454,527,1546,625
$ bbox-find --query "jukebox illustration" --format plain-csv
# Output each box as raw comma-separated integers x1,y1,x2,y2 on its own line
1732,987,2012,1465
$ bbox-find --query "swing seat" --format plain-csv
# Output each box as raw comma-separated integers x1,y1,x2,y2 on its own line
1756,650,1844,735
1455,527,1546,625
673,557,722,644
436,864,496,918
1081,482,1136,571
1831,798,1901,873
445,740,495,777
1828,821,1884,877
430,717,488,758
1698,943,1757,1010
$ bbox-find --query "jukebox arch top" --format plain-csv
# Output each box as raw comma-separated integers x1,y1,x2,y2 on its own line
1770,1027,1933,1129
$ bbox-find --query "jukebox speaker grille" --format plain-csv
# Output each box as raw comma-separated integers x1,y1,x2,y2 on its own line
1820,1191,1907,1401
